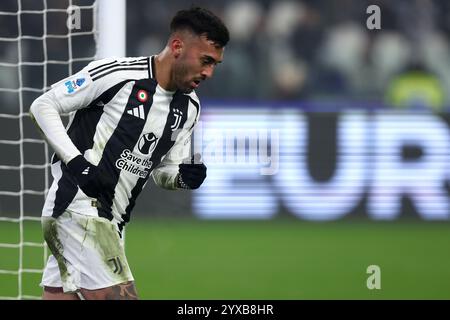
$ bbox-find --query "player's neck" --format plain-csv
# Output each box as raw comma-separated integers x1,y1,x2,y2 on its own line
154,49,177,92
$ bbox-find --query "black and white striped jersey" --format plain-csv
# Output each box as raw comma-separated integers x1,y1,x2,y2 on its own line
30,56,200,228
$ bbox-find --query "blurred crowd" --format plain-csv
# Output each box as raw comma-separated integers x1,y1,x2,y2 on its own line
0,0,449,111
129,0,450,110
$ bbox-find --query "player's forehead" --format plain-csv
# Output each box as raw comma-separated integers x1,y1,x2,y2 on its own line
191,34,224,62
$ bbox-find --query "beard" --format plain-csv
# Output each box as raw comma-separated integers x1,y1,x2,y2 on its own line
172,61,193,93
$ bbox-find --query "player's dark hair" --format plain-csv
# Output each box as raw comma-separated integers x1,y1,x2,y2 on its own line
170,7,230,47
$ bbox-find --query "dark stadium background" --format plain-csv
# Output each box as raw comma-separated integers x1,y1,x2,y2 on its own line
0,0,449,299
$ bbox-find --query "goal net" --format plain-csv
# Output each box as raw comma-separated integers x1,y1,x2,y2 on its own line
0,0,124,299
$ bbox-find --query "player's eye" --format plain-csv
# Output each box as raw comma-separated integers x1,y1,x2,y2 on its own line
201,57,216,66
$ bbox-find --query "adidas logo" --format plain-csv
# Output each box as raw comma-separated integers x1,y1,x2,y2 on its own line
127,105,145,120
82,167,90,175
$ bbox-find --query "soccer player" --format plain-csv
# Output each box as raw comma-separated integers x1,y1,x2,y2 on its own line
29,7,229,300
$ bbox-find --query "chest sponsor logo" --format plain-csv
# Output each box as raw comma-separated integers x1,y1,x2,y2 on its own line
138,132,158,155
115,149,152,178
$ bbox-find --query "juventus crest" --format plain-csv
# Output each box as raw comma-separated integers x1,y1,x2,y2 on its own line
171,108,183,131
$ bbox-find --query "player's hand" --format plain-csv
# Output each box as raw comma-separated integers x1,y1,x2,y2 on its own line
177,153,207,190
66,155,108,198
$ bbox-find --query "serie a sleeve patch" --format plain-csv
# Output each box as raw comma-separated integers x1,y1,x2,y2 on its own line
51,73,92,95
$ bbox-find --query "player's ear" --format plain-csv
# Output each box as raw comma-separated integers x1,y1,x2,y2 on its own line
170,37,183,58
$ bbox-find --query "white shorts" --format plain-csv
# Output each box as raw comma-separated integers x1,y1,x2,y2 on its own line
40,211,134,293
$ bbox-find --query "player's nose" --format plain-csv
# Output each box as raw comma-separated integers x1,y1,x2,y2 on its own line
201,65,214,79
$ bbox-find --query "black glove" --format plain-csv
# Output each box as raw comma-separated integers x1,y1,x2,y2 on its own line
177,154,207,190
66,155,106,198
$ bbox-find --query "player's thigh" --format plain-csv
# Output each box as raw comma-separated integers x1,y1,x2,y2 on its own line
42,212,134,293
43,286,80,300
80,281,138,300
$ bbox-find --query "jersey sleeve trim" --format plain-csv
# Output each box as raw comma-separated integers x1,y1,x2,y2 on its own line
91,65,148,81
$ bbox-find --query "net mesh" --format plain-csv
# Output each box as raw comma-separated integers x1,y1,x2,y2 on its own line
0,0,97,299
